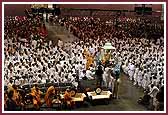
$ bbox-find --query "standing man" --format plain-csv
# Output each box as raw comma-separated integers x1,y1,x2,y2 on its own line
95,64,104,87
148,84,159,110
128,62,135,81
113,63,121,99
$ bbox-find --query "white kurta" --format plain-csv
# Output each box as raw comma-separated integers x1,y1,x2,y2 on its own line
137,71,142,87
86,70,94,80
128,64,135,81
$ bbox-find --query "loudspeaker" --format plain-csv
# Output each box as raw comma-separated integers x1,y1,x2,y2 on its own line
53,4,57,8
52,5,61,16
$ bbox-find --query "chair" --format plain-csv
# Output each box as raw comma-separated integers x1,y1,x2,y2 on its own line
38,83,45,88
46,83,53,88
59,83,64,87
66,83,72,87
54,83,59,87
4,85,7,91
40,87,47,93
30,83,38,88
24,93,33,104
21,84,30,91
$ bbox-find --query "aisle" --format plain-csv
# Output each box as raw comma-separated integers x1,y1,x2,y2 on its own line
76,73,147,111
45,22,77,45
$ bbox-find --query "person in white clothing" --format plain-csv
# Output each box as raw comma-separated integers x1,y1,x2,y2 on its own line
103,67,111,88
86,69,94,80
148,84,160,110
128,62,135,81
137,69,143,87
133,66,139,85
142,70,148,89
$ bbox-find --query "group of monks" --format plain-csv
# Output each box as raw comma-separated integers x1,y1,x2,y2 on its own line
30,85,75,110
5,83,76,110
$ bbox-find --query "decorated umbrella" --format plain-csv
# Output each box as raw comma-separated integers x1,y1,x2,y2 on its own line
101,42,116,64
102,42,116,50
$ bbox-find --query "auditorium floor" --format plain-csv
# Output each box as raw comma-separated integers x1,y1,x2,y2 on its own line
74,73,147,111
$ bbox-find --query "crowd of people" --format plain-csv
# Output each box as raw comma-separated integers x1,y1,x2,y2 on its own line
61,16,164,89
4,11,164,111
60,16,164,110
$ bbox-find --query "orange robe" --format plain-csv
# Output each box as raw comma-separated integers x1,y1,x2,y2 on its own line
64,91,74,106
83,48,88,57
31,87,42,107
102,53,111,64
13,89,19,104
86,55,94,70
44,86,55,107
